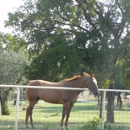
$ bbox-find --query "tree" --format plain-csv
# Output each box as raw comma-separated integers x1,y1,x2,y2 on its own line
0,32,28,115
5,0,130,122
121,43,130,88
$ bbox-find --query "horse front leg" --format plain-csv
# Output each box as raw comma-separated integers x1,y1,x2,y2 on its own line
60,113,65,130
60,102,70,130
65,103,74,130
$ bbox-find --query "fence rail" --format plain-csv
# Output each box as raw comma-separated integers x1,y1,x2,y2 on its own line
0,85,130,130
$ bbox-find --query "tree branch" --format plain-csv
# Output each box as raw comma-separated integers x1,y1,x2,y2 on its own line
115,0,124,14
16,74,23,84
115,0,126,38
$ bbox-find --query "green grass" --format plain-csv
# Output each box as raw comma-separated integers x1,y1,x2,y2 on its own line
0,100,130,130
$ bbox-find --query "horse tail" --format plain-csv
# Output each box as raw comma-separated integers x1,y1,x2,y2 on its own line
26,80,32,100
28,80,32,84
25,88,29,100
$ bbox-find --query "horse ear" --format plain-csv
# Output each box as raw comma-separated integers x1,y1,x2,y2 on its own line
83,72,89,76
91,74,96,77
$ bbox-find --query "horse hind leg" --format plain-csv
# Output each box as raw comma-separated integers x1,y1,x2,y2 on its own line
25,101,37,129
25,107,30,128
26,103,33,128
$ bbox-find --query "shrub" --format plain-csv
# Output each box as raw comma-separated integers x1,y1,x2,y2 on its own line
80,117,101,130
4,104,10,115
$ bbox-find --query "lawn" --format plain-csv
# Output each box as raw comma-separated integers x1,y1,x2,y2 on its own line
0,99,130,130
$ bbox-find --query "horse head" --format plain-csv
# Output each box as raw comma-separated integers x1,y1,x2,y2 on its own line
84,72,99,96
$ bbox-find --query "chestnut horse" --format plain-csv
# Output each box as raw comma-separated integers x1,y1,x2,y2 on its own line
25,72,99,130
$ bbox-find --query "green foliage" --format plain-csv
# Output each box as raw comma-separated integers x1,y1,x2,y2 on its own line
80,117,101,130
42,125,50,130
4,104,10,115
0,32,28,84
0,32,27,53
121,43,130,89
0,49,27,84
4,0,130,88
80,117,125,130
0,32,28,115
25,40,83,81
104,123,125,130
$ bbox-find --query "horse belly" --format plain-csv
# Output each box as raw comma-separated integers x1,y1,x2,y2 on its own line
62,91,79,103
26,88,39,101
39,90,63,104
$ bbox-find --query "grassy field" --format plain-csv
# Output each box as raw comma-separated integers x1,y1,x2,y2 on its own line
0,99,130,130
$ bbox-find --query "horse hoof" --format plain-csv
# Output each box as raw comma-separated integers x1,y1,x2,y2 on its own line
66,127,70,130
61,127,65,130
32,126,35,129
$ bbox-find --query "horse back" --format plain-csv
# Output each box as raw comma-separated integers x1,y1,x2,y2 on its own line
26,80,62,102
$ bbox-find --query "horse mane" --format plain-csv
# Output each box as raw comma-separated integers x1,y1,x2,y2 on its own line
64,72,90,82
64,75,81,82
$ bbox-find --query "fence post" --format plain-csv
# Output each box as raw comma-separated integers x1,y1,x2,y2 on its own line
15,87,20,130
101,91,106,130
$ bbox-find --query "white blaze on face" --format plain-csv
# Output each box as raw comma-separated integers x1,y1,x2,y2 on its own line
92,77,97,85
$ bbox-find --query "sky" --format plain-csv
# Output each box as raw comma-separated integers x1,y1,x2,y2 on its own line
0,0,24,33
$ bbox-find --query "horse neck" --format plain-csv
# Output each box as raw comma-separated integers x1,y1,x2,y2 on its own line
65,76,89,88
77,76,89,88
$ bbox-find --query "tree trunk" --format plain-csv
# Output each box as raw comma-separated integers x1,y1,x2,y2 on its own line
107,83,115,123
0,88,12,115
1,100,6,115
100,92,103,118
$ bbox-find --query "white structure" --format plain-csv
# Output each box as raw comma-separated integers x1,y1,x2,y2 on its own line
0,85,130,130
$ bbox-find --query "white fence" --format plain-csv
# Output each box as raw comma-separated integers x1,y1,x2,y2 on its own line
0,85,130,130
